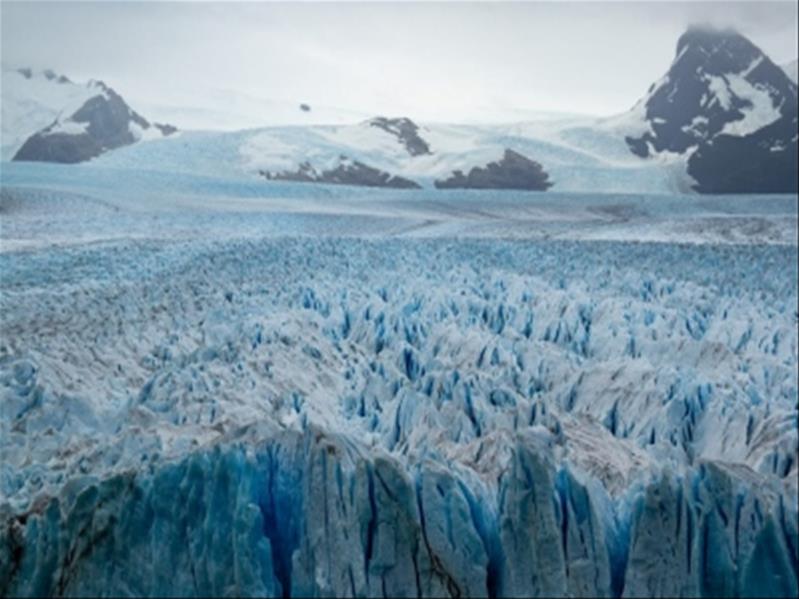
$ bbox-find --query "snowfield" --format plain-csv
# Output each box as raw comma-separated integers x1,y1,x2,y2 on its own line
1,162,797,597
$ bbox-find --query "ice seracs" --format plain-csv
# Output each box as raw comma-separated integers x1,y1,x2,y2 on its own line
0,161,797,596
1,228,796,597
0,154,797,596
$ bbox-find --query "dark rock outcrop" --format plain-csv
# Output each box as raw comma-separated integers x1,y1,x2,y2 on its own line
369,117,431,157
688,118,798,193
261,157,421,189
13,84,177,164
434,149,552,191
154,123,178,136
625,26,798,193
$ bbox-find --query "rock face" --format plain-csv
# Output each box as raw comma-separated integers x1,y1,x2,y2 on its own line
625,26,798,193
369,117,431,156
435,149,553,190
12,83,176,164
688,116,798,193
261,157,421,189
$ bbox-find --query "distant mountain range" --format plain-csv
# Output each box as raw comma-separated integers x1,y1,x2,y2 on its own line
2,26,797,194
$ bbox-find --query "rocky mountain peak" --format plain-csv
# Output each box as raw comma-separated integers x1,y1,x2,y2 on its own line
623,26,797,193
674,26,762,75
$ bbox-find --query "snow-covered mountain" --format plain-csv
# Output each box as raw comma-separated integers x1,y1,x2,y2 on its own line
2,67,176,163
3,28,796,194
2,67,94,160
623,26,798,193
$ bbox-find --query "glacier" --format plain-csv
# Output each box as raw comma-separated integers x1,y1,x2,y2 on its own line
1,163,797,597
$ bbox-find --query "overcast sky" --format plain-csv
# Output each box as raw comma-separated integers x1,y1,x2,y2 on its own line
2,1,797,124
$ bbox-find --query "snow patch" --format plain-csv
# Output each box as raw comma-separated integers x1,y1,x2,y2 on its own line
719,74,782,136
705,75,733,110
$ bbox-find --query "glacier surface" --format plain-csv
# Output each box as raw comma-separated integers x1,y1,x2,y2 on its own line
1,163,797,597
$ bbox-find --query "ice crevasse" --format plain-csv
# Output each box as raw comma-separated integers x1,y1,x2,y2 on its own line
1,238,797,597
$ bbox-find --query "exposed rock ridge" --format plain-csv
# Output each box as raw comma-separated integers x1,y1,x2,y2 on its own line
435,149,553,191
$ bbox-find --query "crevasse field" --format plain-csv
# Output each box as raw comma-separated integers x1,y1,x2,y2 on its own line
1,162,797,597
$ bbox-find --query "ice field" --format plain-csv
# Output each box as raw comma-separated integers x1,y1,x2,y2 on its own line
1,162,798,597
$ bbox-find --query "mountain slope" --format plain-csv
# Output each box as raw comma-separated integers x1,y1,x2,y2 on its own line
1,67,98,160
2,67,176,164
783,59,798,83
7,28,792,193
623,26,798,193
